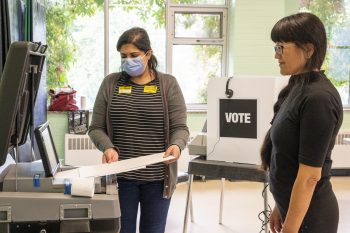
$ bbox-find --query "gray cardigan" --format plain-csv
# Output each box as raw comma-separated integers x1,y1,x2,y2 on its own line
88,71,189,198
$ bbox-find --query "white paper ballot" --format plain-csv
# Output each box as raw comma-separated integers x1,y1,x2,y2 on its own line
54,153,175,181
71,177,95,197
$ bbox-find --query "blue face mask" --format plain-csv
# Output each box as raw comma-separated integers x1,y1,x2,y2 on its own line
121,55,146,77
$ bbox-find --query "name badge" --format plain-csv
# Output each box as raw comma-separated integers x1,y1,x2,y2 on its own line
144,85,157,94
119,86,132,94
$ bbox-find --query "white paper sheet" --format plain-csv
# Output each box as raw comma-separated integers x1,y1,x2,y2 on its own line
54,153,175,182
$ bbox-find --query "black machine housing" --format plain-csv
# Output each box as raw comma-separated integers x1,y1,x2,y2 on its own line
0,41,46,166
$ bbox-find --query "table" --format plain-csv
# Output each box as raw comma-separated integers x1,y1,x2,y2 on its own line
183,158,269,233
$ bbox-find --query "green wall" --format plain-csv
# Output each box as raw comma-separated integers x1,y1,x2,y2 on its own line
231,0,283,76
342,110,350,129
229,0,299,76
48,112,68,160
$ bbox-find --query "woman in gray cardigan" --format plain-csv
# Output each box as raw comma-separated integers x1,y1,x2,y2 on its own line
89,27,189,233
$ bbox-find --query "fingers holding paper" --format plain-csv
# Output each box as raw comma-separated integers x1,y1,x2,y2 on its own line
164,144,181,164
103,148,119,164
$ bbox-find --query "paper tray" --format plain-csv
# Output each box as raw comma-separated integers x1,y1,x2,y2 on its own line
188,134,207,156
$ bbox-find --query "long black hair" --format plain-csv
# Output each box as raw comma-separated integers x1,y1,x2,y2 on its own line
260,12,327,170
116,27,158,76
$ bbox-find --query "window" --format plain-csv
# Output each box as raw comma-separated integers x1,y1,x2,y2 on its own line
46,0,105,109
47,0,228,108
172,45,222,103
300,0,350,106
108,0,166,75
66,10,104,110
166,2,228,105
47,0,166,109
170,0,226,5
174,13,222,38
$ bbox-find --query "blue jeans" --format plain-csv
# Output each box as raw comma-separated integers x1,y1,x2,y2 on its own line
117,178,171,233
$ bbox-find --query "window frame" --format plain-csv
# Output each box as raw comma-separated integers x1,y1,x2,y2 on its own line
166,1,229,108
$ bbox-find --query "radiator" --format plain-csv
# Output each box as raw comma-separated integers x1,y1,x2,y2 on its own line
64,134,102,166
335,131,350,145
332,130,350,168
63,131,350,168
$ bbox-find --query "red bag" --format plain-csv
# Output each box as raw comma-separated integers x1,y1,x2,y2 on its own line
48,89,79,111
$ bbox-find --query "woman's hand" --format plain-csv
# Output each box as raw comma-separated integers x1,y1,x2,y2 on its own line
270,206,283,233
102,148,119,163
164,145,181,164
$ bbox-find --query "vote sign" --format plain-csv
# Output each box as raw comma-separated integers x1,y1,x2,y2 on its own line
219,99,257,139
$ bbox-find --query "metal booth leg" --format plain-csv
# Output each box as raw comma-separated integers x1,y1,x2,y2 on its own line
263,182,269,233
190,193,194,222
183,174,194,233
219,178,225,224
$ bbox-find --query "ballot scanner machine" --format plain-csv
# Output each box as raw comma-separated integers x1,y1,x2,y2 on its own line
0,42,120,233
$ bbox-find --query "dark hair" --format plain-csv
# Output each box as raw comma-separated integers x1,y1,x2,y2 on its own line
116,27,158,75
271,12,327,71
261,13,327,170
260,75,300,170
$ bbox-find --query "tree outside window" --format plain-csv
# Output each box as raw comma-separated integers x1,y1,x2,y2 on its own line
46,0,225,108
300,0,350,106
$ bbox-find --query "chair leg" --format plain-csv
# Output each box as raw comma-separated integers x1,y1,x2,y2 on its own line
263,182,269,233
219,178,225,224
183,174,194,233
190,193,194,222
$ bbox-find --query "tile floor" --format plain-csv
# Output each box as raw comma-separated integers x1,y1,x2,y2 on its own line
165,177,350,233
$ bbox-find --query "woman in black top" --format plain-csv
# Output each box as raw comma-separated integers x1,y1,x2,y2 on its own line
261,13,343,233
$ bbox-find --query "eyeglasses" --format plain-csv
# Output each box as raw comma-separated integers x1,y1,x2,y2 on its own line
273,44,284,55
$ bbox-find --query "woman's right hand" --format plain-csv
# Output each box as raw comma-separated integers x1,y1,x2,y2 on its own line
270,206,283,233
102,148,119,163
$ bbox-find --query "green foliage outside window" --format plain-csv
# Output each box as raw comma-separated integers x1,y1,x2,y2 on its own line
46,0,104,90
46,0,220,94
47,0,167,90
301,0,350,88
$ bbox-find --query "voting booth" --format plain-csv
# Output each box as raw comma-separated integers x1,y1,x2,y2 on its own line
184,76,286,233
207,76,288,164
0,42,120,233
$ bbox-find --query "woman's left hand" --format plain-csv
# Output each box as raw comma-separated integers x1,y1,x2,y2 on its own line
164,145,181,164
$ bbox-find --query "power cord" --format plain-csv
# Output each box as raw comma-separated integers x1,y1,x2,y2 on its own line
259,183,271,233
206,137,221,158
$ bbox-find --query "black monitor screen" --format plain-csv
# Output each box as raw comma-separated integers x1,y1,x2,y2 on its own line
34,121,60,177
0,41,46,166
